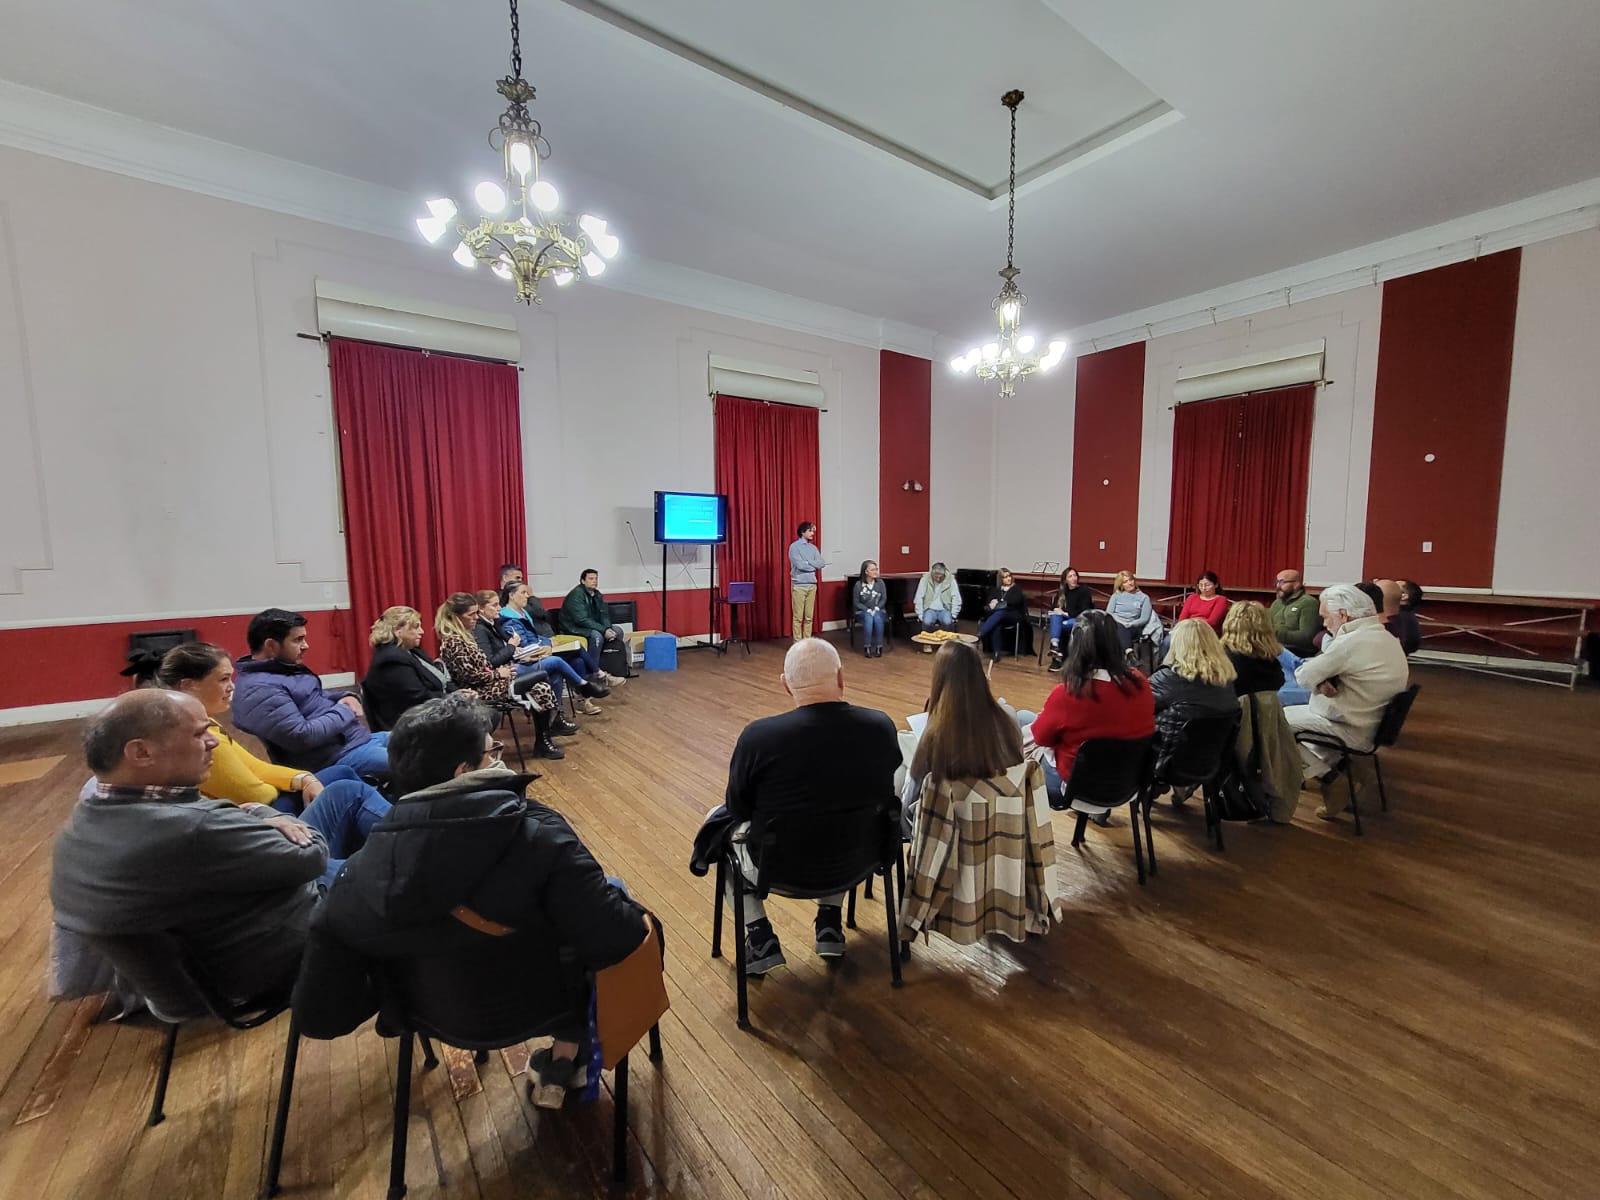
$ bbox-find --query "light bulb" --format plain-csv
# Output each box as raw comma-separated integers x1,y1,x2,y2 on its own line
1049,339,1069,355
1017,334,1036,354
1000,347,1013,362
581,252,606,277
474,181,507,214
592,231,620,259
982,343,1000,362
416,215,448,244
579,213,607,238
451,241,476,269
553,268,576,287
1001,301,1019,324
949,355,967,372
508,140,533,178
425,197,457,221
529,181,559,212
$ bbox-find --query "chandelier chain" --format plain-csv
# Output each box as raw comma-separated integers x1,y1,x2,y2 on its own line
1006,100,1017,271
508,0,522,80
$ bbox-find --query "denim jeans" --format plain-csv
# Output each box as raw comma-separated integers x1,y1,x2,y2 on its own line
1048,614,1075,645
334,731,390,779
1278,649,1310,707
920,608,955,631
859,609,885,648
301,768,392,887
978,610,1022,653
517,652,585,703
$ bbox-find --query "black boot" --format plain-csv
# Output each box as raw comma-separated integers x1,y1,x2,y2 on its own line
549,714,580,738
532,711,565,759
582,677,611,699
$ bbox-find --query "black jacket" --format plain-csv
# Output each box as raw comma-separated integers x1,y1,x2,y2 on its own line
1052,584,1095,618
361,643,449,732
1227,650,1285,696
984,584,1027,617
1149,667,1240,751
474,618,518,668
291,769,648,1043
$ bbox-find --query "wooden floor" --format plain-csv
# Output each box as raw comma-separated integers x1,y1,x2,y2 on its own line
1,640,1597,1199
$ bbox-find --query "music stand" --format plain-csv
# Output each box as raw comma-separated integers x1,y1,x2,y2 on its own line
717,582,754,657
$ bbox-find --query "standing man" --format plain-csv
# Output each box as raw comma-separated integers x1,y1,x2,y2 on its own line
1270,569,1322,658
788,521,826,642
560,569,629,685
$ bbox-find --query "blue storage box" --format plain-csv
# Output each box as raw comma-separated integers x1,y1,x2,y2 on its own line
643,633,678,671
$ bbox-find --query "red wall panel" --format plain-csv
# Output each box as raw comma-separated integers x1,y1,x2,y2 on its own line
878,350,932,573
1070,342,1146,574
1364,250,1521,585
0,608,356,710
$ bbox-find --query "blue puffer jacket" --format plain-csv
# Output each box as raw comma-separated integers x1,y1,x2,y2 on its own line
231,656,370,771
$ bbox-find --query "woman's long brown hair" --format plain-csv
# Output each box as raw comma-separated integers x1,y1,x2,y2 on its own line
910,642,1024,783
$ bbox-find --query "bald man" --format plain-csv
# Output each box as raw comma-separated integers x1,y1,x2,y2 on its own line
721,638,900,974
1373,577,1421,655
51,690,327,1003
1270,569,1323,657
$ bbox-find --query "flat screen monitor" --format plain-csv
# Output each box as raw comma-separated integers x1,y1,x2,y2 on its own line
654,491,728,544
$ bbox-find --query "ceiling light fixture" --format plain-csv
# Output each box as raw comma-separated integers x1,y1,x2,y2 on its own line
414,0,620,304
950,90,1067,398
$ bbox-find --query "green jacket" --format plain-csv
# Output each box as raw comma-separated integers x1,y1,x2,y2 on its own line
1270,590,1323,657
561,585,611,640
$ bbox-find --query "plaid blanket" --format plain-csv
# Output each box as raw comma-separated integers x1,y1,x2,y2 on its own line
898,759,1056,945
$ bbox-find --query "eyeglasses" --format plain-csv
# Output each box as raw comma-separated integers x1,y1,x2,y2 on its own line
486,740,504,759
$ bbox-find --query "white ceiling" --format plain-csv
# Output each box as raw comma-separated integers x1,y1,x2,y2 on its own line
2,0,1599,344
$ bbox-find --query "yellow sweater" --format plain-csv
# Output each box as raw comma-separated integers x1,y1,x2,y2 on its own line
202,722,304,805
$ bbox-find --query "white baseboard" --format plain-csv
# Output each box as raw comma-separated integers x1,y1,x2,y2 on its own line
0,671,360,729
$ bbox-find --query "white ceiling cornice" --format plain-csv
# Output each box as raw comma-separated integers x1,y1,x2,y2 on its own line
1057,178,1600,356
0,79,940,359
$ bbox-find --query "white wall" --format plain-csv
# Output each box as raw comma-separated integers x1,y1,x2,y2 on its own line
1494,229,1600,597
0,145,880,630
990,357,1076,572
928,369,994,570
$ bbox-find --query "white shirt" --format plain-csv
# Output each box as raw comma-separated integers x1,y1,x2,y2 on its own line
1294,616,1409,747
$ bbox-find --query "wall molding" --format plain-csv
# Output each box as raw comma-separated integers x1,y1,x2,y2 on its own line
0,79,940,360
0,671,357,728
1061,177,1600,355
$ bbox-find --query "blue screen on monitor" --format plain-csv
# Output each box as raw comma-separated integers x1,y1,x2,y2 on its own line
654,491,728,544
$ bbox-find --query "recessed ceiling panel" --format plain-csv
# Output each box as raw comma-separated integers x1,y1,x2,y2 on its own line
561,0,1174,195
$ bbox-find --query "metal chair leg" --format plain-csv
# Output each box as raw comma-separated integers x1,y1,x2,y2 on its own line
864,873,874,899
894,847,910,960
881,860,904,989
1130,801,1147,885
1142,798,1158,875
1346,761,1364,836
1374,754,1388,811
710,859,725,958
647,1024,662,1063
388,1032,415,1200
474,1049,489,1065
846,886,857,929
419,1035,439,1070
502,711,527,769
732,870,750,1030
261,1015,300,1198
148,1022,180,1126
611,1053,629,1183
1071,813,1088,847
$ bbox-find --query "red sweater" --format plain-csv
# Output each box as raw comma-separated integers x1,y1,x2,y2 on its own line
1178,592,1231,631
1031,673,1156,782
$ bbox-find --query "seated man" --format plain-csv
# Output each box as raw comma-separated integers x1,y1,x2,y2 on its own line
560,568,629,685
914,562,961,633
232,608,390,777
1270,569,1323,657
1375,577,1423,656
293,696,649,1109
51,690,328,1005
498,563,523,589
720,638,901,973
1283,584,1409,820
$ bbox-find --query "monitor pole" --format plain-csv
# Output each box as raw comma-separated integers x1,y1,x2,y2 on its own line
661,540,669,631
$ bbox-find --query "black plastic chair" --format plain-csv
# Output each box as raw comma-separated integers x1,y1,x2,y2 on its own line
1293,685,1421,836
1055,735,1158,884
372,955,663,1196
1150,714,1242,854
710,803,903,1030
79,931,300,1199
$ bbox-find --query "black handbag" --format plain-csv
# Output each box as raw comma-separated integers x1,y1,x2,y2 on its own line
1208,695,1269,822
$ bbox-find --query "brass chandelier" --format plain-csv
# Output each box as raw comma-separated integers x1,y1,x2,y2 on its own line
949,90,1067,398
414,0,619,303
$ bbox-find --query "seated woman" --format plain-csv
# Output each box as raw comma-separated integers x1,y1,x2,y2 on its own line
1046,566,1094,669
1177,571,1231,632
977,567,1028,664
898,641,1055,945
435,593,569,759
362,606,451,731
853,559,887,658
1219,600,1286,695
1106,570,1161,652
144,642,390,881
476,589,604,717
496,581,610,708
1149,619,1239,791
1030,611,1155,817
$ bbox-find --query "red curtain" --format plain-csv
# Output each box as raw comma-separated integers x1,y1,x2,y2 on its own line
713,395,821,641
328,338,526,669
1167,385,1314,589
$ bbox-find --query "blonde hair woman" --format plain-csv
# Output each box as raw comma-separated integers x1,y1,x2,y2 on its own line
1148,618,1239,782
1105,570,1157,651
436,593,565,759
1219,600,1286,695
361,606,451,732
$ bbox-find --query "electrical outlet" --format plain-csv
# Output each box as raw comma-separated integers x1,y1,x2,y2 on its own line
901,546,910,554
1099,540,1106,550
1421,541,1432,554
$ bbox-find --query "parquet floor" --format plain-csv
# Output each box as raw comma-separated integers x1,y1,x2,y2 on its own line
0,639,1597,1199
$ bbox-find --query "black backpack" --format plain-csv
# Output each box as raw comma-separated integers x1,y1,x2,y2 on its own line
1207,695,1270,822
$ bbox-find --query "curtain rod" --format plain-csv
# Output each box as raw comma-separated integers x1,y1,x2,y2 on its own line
298,331,523,370
1168,378,1330,410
